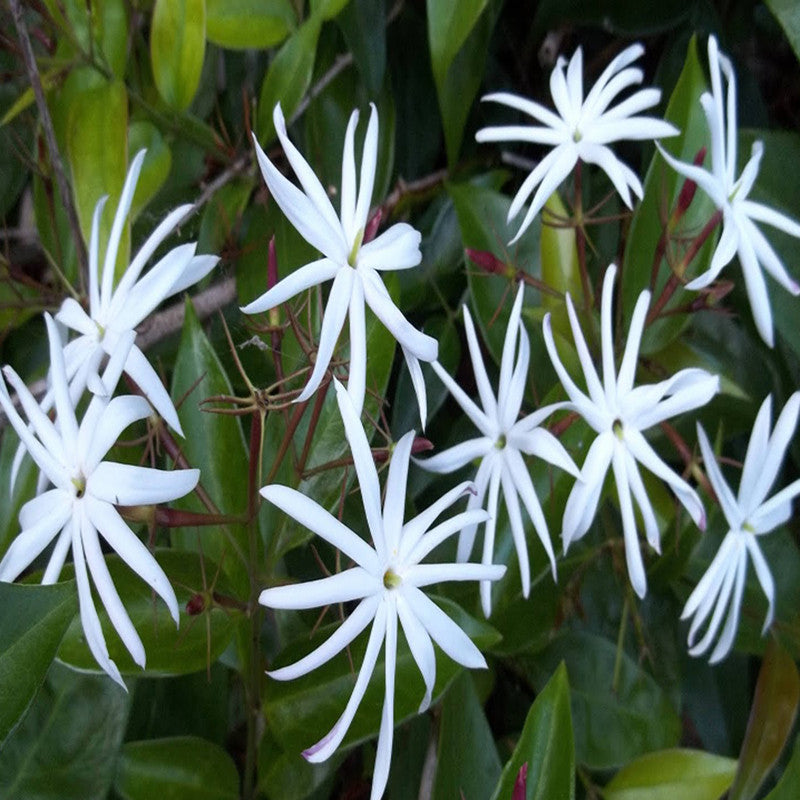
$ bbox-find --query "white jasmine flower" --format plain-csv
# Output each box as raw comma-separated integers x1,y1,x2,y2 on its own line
0,314,200,687
477,43,678,242
657,36,800,347
259,381,503,800
418,283,579,617
53,149,219,432
684,393,800,663
542,264,719,598
242,104,437,421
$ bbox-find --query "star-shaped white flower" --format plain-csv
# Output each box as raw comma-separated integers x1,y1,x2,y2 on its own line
53,149,218,432
0,314,200,687
242,104,437,421
684,393,800,663
477,43,678,242
657,36,800,347
543,264,719,598
259,381,504,800
418,283,579,617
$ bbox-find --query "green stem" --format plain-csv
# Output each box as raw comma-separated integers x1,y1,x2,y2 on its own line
573,161,592,311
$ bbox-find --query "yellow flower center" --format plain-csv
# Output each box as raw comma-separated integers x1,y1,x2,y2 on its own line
71,475,86,499
348,227,365,267
613,419,624,440
383,568,402,590
495,434,507,450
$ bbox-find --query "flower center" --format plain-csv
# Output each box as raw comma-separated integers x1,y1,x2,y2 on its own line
347,227,365,267
743,522,755,534
383,568,402,590
495,434,507,450
572,128,583,143
612,418,624,440
71,474,86,499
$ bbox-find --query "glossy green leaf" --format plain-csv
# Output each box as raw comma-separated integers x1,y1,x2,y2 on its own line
114,737,239,800
128,121,172,218
603,749,737,800
765,732,800,799
434,672,501,799
540,191,582,309
264,596,500,756
57,551,236,676
150,0,206,111
170,299,250,592
491,662,574,800
256,17,322,142
206,0,295,49
519,631,681,769
621,35,716,354
66,78,129,275
729,637,800,800
427,0,494,164
766,0,800,64
0,663,130,800
310,0,351,19
0,582,77,745
339,0,386,95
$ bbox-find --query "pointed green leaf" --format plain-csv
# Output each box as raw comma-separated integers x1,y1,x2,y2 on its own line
114,737,239,800
491,662,575,800
765,732,800,799
766,0,800,64
730,637,800,800
603,749,737,800
0,582,77,745
150,0,206,111
206,0,295,49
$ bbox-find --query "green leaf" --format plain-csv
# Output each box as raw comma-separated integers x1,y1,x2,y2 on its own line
114,737,239,800
57,551,236,676
66,78,129,276
128,121,172,218
0,582,77,745
338,0,386,95
434,672,502,799
170,299,250,593
256,16,322,142
206,0,295,49
621,35,716,354
197,178,252,255
603,749,737,800
765,732,800,799
310,0,351,19
766,0,800,64
540,192,582,310
427,0,495,164
0,663,130,800
491,662,574,800
150,0,206,111
729,637,800,800
264,596,500,756
519,631,681,769
0,429,37,561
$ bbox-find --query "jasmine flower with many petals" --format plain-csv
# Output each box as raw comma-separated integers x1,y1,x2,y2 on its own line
477,43,677,242
0,314,200,687
543,265,719,598
684,393,800,663
259,381,503,800
657,36,800,347
419,283,579,616
242,104,437,421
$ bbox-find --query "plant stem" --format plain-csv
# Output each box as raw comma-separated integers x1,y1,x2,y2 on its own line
573,161,592,310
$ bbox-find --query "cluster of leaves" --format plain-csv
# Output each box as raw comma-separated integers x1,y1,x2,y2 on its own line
2,1,800,799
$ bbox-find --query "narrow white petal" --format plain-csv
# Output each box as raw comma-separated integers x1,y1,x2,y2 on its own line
383,430,415,555
626,428,705,528
708,547,747,664
430,361,492,434
456,456,494,563
499,459,530,597
737,395,774,511
737,224,774,346
358,223,422,271
686,217,739,290
741,199,800,239
44,314,79,450
583,43,645,113
580,144,634,209
682,531,737,622
476,125,565,146
372,596,397,800
404,586,486,669
405,561,505,588
340,109,359,242
587,117,678,145
303,601,387,763
71,517,125,687
735,141,762,199
100,150,146,310
500,324,530,432
88,196,107,317
462,304,498,423
584,66,643,120
84,496,179,623
745,535,775,633
612,443,647,598
82,396,153,472
396,592,436,712
333,380,386,558
566,47,583,111
361,268,437,361
166,254,219,297
56,297,96,337
402,348,427,430
510,426,580,478
497,283,526,414
624,449,661,552
750,477,800,533
744,218,800,295
549,56,574,125
355,103,379,230
42,523,73,584
81,513,146,668
346,274,367,416
407,509,490,566
598,87,662,122
90,462,199,506
268,595,381,681
631,371,719,431
260,567,380,611
0,494,71,582
480,467,502,617
241,258,340,315
480,91,567,131
617,289,650,396
295,267,354,404
565,292,606,409
122,344,182,434
656,144,727,208
507,145,566,224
